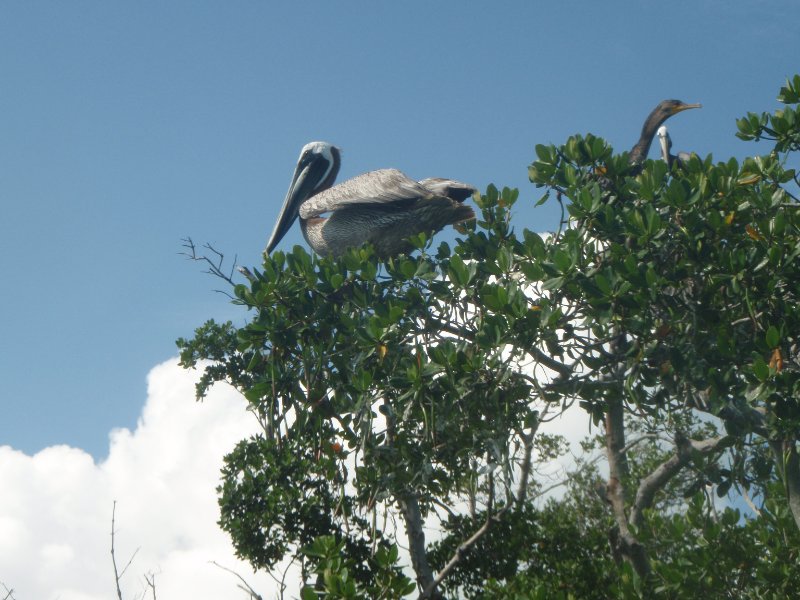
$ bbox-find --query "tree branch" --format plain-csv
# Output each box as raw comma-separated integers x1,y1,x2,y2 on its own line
515,414,543,507
515,429,536,507
210,561,264,600
421,472,511,600
604,387,652,579
630,433,730,529
384,396,441,599
143,572,157,600
773,441,800,531
1,581,17,600
111,501,140,600
399,495,440,599
180,237,240,294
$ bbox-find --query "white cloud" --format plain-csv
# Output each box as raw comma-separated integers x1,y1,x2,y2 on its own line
0,359,289,600
0,357,598,600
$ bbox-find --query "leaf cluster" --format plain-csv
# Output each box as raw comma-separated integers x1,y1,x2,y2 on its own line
177,76,800,596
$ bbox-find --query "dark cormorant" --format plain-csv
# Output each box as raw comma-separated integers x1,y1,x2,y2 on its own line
629,100,700,169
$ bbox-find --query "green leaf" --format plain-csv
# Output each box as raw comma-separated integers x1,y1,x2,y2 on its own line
595,273,612,295
645,267,657,287
330,273,344,289
766,325,780,349
542,276,565,291
535,144,552,162
552,249,572,273
300,586,317,600
753,357,769,382
448,255,470,286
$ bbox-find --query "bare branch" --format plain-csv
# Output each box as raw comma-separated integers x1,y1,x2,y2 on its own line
111,500,140,600
210,561,264,600
111,501,124,600
180,237,240,294
143,572,157,600
119,548,141,582
1,581,17,600
630,433,730,529
619,433,660,456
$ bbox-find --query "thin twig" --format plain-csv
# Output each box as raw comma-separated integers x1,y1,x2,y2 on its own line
180,237,240,295
1,581,17,600
111,501,140,600
143,572,157,600
210,561,264,600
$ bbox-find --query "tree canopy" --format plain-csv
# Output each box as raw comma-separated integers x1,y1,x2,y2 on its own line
178,75,800,598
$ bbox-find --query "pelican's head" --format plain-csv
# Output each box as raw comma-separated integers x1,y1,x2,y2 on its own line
265,141,342,254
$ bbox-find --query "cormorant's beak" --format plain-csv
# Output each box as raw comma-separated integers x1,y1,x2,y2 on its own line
673,102,702,115
265,155,329,254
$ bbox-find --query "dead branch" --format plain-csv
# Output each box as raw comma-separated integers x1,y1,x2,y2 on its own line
111,500,140,600
210,561,264,600
143,572,157,600
1,581,17,600
180,237,240,294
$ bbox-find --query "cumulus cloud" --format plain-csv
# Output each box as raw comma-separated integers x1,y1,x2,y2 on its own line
0,358,595,599
0,359,287,600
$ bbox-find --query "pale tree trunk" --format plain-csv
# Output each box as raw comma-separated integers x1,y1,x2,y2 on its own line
604,390,731,580
604,394,651,579
770,440,800,532
398,494,444,600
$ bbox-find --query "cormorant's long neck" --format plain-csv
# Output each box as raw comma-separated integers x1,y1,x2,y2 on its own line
629,109,665,165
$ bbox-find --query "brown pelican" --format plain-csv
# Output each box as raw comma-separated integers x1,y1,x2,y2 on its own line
265,141,476,258
629,100,701,169
657,125,694,168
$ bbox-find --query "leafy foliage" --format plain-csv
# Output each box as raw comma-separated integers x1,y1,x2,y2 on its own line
179,76,800,597
179,183,554,593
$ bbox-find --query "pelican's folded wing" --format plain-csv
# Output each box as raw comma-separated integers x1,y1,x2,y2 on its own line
299,169,430,219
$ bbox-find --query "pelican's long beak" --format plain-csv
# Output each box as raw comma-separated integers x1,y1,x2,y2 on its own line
265,155,329,254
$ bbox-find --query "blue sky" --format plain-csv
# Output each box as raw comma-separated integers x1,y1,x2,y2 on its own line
1,2,798,459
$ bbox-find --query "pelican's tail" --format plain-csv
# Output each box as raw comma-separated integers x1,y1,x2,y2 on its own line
449,201,476,224
419,178,477,203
